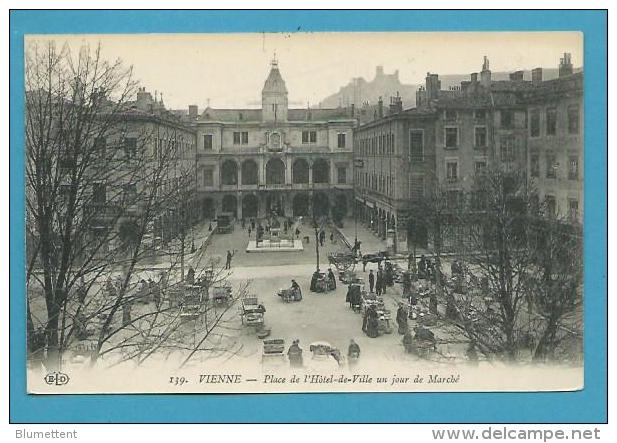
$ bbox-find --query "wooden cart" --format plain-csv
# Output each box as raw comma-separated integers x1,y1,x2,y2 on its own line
240,296,265,328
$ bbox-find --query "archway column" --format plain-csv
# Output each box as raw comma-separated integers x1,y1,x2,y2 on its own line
285,156,292,185
284,192,292,217
258,157,265,185
237,193,243,220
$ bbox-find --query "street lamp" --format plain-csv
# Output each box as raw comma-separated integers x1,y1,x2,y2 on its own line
312,217,320,271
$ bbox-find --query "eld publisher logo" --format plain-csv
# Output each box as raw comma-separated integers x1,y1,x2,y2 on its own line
44,371,70,386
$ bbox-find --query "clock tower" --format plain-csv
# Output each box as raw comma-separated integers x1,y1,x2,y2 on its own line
262,56,288,123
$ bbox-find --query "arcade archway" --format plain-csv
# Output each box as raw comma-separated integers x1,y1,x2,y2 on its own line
312,158,330,184
202,198,215,219
266,158,286,185
241,160,258,185
242,194,259,218
292,193,310,217
221,160,238,186
292,158,309,184
312,192,330,218
221,194,237,217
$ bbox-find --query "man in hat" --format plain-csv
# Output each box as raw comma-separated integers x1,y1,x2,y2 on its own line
225,250,235,270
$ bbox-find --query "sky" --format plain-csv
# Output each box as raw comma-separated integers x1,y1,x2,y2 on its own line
26,32,583,110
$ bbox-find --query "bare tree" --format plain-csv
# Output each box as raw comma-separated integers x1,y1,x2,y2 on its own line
25,41,199,369
26,41,138,368
527,216,583,362
438,168,536,361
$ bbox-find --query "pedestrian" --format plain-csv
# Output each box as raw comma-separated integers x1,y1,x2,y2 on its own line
375,270,383,296
327,268,336,290
330,232,335,244
368,269,375,293
105,277,118,300
396,303,408,335
76,275,87,305
295,227,300,239
287,339,303,368
122,301,132,327
186,266,195,285
150,279,161,308
365,305,379,338
418,255,427,279
225,250,235,270
251,219,256,230
248,226,252,238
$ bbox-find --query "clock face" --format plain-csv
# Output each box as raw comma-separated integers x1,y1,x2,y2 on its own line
270,132,281,151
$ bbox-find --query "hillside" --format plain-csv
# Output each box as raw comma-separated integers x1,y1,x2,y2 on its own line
319,67,582,109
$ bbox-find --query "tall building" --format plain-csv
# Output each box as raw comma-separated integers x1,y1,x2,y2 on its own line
191,58,356,221
354,54,583,253
353,96,437,253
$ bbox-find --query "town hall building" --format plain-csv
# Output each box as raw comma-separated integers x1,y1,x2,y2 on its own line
190,58,356,221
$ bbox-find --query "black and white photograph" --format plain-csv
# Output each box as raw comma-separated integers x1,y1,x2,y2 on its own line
24,31,585,394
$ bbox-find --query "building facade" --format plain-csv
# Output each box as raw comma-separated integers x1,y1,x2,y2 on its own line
191,59,355,221
353,96,436,253
90,88,198,251
521,55,583,223
354,53,583,254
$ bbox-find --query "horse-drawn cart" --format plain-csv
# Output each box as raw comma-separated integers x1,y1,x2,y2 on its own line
328,251,357,272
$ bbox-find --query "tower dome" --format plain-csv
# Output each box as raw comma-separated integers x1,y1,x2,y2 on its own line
262,56,288,122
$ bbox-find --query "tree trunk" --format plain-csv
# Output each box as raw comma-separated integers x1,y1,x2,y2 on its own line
44,302,61,370
533,320,558,362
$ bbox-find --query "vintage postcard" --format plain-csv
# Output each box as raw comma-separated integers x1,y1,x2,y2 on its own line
24,31,584,394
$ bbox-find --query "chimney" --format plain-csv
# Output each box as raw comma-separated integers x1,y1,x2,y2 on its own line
136,87,153,111
376,66,384,78
532,67,543,84
480,56,491,88
425,73,441,100
509,70,524,81
559,52,573,77
188,105,198,119
416,86,426,107
389,92,403,114
377,96,384,118
471,72,478,83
